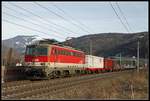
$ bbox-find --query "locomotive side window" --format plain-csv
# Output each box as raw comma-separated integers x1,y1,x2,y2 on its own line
62,50,65,55
61,50,63,55
70,52,73,56
68,51,70,56
54,48,58,55
73,52,76,56
36,47,47,55
58,49,61,55
67,51,70,56
64,50,67,55
55,49,58,55
76,53,80,57
69,51,71,56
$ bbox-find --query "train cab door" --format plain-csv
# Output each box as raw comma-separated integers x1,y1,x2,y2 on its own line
53,48,58,68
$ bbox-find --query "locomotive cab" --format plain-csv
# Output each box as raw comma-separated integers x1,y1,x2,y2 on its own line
25,44,49,66
24,44,50,79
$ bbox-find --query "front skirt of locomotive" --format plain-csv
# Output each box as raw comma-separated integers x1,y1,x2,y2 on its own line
24,66,47,80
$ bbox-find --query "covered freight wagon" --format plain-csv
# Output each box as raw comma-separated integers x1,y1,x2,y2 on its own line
104,58,114,71
84,55,104,73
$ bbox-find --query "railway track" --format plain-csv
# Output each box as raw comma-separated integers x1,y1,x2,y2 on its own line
2,74,89,92
2,80,31,89
2,70,134,100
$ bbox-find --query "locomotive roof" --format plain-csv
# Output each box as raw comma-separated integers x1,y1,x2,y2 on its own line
51,44,84,53
26,43,84,53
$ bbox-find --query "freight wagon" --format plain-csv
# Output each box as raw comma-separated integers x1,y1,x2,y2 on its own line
84,55,114,73
84,55,104,73
104,58,114,72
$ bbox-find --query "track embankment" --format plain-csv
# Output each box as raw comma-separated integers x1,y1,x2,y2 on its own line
2,70,135,100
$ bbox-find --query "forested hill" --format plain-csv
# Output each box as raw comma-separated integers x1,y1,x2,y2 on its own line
63,32,149,58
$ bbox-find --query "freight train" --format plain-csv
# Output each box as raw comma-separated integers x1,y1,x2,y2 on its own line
24,40,136,79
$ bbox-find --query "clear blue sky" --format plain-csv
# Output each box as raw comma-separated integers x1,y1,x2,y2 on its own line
2,1,148,41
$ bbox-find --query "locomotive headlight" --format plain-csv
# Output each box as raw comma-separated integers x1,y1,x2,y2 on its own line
35,59,39,62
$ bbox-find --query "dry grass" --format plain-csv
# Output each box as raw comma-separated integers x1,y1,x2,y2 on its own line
44,69,149,100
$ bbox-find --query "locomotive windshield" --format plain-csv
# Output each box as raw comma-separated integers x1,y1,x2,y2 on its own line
26,46,48,56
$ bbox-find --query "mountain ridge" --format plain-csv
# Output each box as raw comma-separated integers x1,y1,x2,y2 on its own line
2,31,149,59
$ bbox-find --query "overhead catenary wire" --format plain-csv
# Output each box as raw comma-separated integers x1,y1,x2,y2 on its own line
3,19,65,40
3,2,134,41
3,5,77,35
8,2,76,35
8,2,79,36
50,3,94,54
3,5,74,35
34,2,92,34
116,2,133,33
3,11,68,38
3,5,30,18
109,2,130,33
52,3,95,34
3,18,64,39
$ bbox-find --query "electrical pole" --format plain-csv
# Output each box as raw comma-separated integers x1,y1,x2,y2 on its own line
120,53,121,70
7,48,13,66
137,41,140,73
90,39,92,55
136,35,144,72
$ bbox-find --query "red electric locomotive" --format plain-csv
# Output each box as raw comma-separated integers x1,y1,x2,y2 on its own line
24,42,85,79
